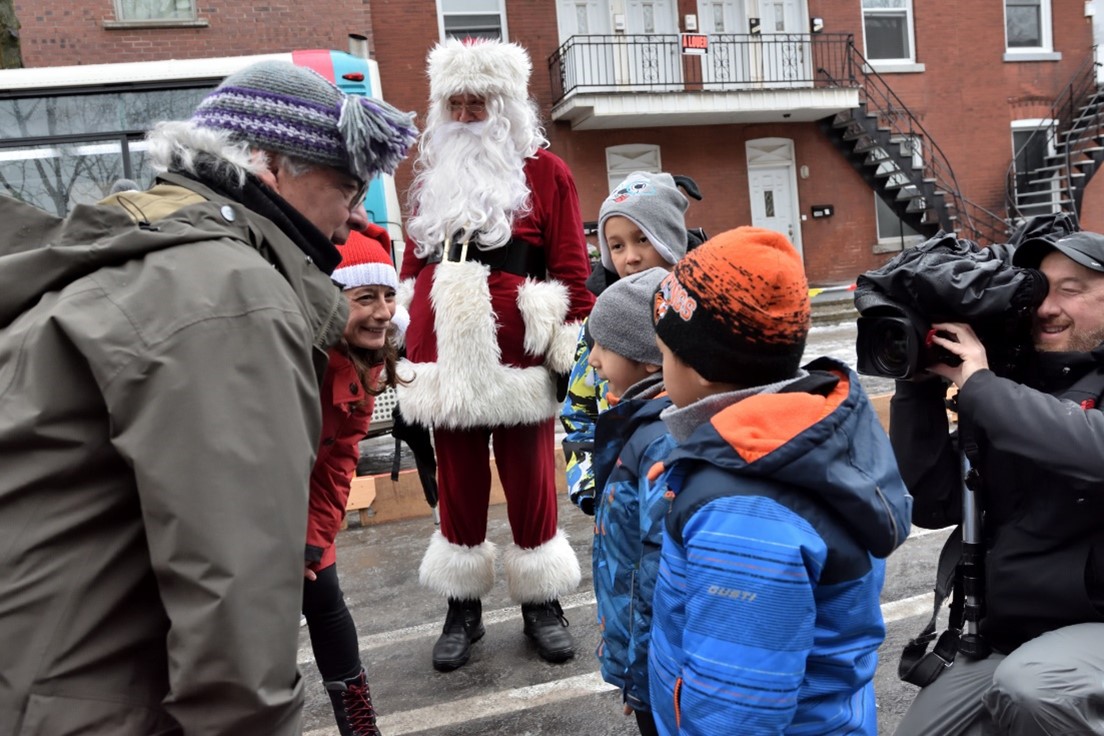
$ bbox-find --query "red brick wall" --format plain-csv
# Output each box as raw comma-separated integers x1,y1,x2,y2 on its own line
810,0,1095,216
374,0,1095,283
14,0,373,67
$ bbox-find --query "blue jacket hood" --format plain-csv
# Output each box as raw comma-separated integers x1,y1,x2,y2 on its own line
663,357,911,558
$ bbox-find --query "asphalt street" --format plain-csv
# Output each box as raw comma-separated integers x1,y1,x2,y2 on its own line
299,314,944,735
298,493,950,735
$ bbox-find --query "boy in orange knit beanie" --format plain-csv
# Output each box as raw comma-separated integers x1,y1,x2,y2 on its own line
647,227,912,735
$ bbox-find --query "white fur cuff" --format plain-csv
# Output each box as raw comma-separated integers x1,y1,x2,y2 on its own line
502,530,582,604
397,277,416,311
517,278,569,358
545,320,584,375
418,531,497,600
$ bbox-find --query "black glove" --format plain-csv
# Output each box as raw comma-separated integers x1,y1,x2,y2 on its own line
555,372,570,403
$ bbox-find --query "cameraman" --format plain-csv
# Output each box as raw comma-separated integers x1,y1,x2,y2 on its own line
892,231,1104,735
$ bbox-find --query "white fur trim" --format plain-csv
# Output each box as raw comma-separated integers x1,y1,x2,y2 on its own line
396,259,560,429
517,278,569,358
428,38,531,103
418,531,496,600
502,530,582,604
546,320,584,375
397,277,415,312
390,304,410,348
333,262,399,291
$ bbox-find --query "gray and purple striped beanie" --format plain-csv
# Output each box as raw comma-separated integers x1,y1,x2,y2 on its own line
192,60,417,184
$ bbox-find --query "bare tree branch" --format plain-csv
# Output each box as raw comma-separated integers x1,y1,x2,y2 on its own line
0,0,22,70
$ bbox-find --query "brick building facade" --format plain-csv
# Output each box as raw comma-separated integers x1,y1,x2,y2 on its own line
9,0,1104,285
14,0,373,67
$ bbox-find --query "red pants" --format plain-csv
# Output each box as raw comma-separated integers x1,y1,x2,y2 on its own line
435,419,559,549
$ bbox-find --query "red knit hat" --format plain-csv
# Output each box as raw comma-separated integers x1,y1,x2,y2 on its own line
334,227,408,336
652,226,810,386
333,228,398,291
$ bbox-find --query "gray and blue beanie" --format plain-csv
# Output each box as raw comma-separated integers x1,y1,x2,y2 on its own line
587,267,668,366
192,60,418,184
598,171,689,273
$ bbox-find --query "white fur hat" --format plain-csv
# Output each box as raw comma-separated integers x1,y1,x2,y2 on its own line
427,38,531,103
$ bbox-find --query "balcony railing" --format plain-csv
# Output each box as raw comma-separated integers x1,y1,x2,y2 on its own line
549,33,857,104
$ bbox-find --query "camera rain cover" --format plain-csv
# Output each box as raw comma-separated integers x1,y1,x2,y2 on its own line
854,233,1044,323
853,232,1049,379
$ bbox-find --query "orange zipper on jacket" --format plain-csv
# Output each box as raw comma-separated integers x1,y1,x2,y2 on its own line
674,676,683,730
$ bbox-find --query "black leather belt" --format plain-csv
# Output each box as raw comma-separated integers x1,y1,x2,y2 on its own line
426,235,546,280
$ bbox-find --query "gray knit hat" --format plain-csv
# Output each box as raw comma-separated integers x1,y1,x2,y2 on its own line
588,267,668,366
598,172,689,273
192,60,418,184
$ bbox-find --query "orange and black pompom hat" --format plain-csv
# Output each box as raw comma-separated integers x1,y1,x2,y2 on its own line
652,226,810,387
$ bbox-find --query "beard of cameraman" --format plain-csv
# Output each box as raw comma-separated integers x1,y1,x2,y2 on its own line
892,232,1104,736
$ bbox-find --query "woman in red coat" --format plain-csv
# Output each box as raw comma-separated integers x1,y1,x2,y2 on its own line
304,226,408,736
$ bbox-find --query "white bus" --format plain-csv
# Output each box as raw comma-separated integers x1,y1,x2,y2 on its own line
0,42,406,250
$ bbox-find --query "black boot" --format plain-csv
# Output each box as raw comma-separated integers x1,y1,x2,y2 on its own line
432,598,484,672
521,599,575,663
324,669,381,736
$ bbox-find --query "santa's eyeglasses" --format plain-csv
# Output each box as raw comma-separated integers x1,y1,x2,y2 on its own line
447,101,486,114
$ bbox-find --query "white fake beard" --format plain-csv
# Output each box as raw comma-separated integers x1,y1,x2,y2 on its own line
407,119,532,257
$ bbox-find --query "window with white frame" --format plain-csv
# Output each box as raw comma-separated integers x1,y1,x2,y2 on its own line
438,0,506,41
605,144,661,194
1005,0,1053,53
861,0,916,63
874,193,922,245
874,135,923,247
114,0,196,22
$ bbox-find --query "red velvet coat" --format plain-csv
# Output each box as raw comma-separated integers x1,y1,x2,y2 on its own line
306,349,382,571
400,149,594,368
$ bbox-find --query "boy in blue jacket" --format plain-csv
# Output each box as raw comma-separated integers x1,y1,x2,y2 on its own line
561,172,689,515
586,266,677,736
647,227,912,735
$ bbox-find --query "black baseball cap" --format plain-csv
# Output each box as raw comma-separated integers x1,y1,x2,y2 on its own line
1012,231,1104,272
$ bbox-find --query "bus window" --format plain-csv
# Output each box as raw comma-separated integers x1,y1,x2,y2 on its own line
0,138,143,217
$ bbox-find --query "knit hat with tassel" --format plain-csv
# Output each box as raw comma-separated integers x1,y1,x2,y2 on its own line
192,60,418,184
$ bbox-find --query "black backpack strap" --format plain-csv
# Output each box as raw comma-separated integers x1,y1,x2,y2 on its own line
898,526,963,686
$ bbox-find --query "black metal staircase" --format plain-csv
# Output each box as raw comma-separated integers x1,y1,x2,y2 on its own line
820,44,1010,246
1007,54,1103,223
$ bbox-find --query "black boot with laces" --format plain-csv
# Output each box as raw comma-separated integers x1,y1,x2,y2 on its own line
432,598,484,672
324,668,381,736
521,599,575,663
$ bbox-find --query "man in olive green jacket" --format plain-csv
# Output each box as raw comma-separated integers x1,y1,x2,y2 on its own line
0,61,415,736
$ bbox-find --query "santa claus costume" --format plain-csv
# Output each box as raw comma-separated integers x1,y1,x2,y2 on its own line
398,38,594,671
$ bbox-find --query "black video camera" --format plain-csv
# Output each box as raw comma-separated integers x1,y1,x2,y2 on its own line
854,232,1049,380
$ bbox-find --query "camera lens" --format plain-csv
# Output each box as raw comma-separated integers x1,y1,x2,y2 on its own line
857,315,921,379
871,320,914,378
874,324,909,370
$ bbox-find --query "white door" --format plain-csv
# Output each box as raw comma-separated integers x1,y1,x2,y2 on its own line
748,164,802,253
757,0,812,87
698,0,751,88
619,0,681,88
557,0,614,94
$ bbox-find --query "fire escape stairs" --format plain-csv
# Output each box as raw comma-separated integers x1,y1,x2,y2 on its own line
819,43,1010,245
822,104,950,234
1011,84,1104,220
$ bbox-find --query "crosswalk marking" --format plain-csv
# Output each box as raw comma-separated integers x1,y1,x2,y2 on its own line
301,589,937,735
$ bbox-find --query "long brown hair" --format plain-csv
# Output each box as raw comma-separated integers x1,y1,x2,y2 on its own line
344,328,409,404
